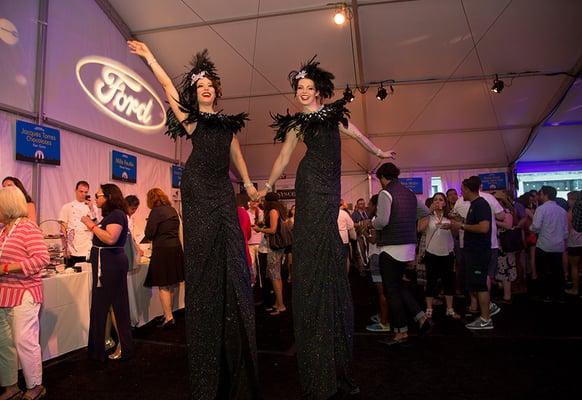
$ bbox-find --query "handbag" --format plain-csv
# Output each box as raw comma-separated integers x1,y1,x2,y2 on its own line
269,217,293,250
499,228,524,253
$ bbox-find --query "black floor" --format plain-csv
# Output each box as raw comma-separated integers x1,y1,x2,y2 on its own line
34,272,582,399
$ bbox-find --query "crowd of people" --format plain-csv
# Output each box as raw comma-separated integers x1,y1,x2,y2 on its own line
1,38,581,400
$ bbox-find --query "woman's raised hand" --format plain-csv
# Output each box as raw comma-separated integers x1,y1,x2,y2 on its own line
127,40,153,60
377,150,396,159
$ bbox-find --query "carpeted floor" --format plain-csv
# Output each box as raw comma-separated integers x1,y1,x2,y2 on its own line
25,271,582,399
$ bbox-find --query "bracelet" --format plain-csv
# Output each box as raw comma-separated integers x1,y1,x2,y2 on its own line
243,182,254,189
2,264,8,275
461,223,465,230
147,58,158,66
264,182,273,193
90,224,98,232
375,148,382,157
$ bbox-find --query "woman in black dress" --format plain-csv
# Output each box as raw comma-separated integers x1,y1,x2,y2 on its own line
261,57,394,399
144,188,185,328
81,183,134,361
128,41,259,399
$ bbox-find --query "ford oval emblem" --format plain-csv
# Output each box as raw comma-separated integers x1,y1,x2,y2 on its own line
75,56,166,133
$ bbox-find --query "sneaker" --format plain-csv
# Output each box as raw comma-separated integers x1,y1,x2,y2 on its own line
370,314,380,323
366,322,391,332
489,302,501,317
465,317,494,330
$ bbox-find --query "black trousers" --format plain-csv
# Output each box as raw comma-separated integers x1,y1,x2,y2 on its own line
535,248,564,299
379,252,423,333
88,247,134,361
424,252,456,297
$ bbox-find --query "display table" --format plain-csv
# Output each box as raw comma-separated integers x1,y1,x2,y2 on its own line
39,270,91,361
127,262,185,327
38,262,186,361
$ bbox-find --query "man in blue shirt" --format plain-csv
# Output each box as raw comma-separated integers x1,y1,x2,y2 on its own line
448,176,493,330
530,186,568,301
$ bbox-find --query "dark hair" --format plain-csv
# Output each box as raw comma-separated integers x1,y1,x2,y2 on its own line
432,192,451,216
125,195,140,208
376,162,400,181
424,197,433,208
178,49,222,109
370,194,379,206
76,180,89,190
100,183,127,217
356,198,365,204
289,56,335,99
517,193,532,208
462,176,481,193
539,186,557,201
264,192,287,227
446,188,457,195
2,176,32,203
288,204,296,218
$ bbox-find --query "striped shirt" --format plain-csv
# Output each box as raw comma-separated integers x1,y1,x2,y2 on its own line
0,219,49,307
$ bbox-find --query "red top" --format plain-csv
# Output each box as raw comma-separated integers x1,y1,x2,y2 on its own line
237,207,252,268
0,218,50,307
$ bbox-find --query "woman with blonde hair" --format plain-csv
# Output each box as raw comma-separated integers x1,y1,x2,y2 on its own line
0,186,49,400
144,188,184,328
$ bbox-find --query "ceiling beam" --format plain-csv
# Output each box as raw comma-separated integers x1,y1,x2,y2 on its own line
130,0,422,36
218,70,569,101
94,0,132,40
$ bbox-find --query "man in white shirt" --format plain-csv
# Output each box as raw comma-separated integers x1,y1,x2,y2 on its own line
452,177,505,316
58,181,98,268
338,205,355,272
530,185,569,301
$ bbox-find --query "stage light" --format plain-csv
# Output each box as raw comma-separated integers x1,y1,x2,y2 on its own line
333,10,346,25
376,85,388,101
491,74,504,93
343,86,354,102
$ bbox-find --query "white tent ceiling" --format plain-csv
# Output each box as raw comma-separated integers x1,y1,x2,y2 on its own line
102,0,582,177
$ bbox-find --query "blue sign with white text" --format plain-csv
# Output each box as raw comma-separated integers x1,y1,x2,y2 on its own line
172,165,183,188
400,177,423,194
111,150,137,183
15,120,61,165
479,172,507,191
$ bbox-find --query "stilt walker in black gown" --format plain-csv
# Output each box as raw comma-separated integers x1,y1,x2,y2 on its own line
261,57,395,400
128,41,260,400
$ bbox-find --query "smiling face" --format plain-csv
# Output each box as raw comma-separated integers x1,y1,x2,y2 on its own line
296,78,320,109
196,77,217,107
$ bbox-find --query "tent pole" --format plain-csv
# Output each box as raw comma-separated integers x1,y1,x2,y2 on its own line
31,0,49,224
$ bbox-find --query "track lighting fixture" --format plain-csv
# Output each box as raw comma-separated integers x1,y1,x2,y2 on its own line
491,74,504,93
343,86,354,102
376,84,388,101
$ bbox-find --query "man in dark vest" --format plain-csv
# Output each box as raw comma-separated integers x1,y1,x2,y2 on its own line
373,163,431,345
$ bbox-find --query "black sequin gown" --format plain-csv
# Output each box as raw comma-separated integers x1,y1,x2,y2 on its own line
272,99,356,399
167,109,259,399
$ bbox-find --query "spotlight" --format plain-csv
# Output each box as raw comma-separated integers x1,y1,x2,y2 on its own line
376,85,388,101
343,86,354,102
491,74,504,93
333,10,346,25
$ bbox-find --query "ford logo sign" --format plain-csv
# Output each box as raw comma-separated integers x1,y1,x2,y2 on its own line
75,56,166,133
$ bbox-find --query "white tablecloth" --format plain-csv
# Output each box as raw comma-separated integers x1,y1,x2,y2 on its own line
38,263,185,361
39,270,91,361
127,263,185,327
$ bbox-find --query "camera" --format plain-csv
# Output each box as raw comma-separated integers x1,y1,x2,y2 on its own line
85,195,91,201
